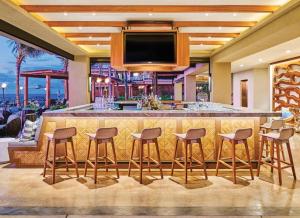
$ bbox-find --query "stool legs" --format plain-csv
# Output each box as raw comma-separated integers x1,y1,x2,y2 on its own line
52,143,57,184
154,139,163,179
287,141,297,180
43,140,50,177
84,139,92,177
184,141,188,184
198,139,208,180
64,142,69,172
128,139,135,177
216,138,224,176
244,139,254,180
232,141,236,184
111,139,119,179
275,142,282,185
70,140,79,178
171,139,179,176
139,140,143,184
94,140,99,184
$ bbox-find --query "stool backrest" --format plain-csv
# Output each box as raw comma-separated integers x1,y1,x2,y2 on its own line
234,128,252,140
141,127,162,140
260,117,268,125
270,119,284,130
186,128,206,140
53,127,76,140
279,127,295,140
95,127,118,139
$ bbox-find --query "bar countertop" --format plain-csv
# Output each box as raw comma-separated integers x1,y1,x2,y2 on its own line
43,102,281,117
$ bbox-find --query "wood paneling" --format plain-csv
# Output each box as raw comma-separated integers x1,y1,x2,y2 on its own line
45,21,126,27
110,33,124,70
177,33,190,68
21,5,279,13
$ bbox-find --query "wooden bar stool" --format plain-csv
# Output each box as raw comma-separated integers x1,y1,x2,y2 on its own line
216,128,254,184
43,127,79,184
171,128,208,184
84,127,119,184
260,119,285,160
257,128,296,185
128,127,163,184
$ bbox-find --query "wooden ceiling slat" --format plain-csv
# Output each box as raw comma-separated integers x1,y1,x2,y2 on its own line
72,41,111,45
64,33,111,37
174,21,256,27
63,32,239,38
45,21,126,27
188,33,239,38
20,5,279,13
189,41,226,45
45,21,255,27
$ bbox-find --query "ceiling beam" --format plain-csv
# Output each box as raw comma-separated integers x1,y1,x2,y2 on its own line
72,41,110,45
190,41,225,45
188,33,239,38
20,5,279,13
174,21,256,27
45,21,256,27
45,21,126,27
63,32,240,38
64,33,111,37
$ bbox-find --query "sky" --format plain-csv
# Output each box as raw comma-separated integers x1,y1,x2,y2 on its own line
0,35,65,95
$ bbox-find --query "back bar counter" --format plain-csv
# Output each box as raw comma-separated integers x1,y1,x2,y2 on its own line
9,103,281,166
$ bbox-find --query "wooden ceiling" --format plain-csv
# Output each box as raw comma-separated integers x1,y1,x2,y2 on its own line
13,0,290,55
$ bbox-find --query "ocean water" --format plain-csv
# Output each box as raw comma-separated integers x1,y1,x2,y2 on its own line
0,93,64,107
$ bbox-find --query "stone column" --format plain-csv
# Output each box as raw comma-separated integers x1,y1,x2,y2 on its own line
68,56,90,107
174,82,183,101
210,61,232,104
184,75,196,101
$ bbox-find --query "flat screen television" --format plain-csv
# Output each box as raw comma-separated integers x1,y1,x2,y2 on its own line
123,32,176,64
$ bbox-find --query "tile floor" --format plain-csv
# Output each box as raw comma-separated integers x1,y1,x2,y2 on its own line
0,134,299,217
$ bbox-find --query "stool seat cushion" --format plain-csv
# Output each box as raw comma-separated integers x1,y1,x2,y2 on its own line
86,133,96,139
219,133,235,139
44,133,53,140
131,133,142,139
174,133,187,139
260,132,280,139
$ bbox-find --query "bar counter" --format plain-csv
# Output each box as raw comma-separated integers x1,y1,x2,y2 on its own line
9,103,281,166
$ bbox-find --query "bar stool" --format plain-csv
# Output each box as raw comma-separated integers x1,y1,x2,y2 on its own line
260,119,285,160
171,128,208,184
128,127,163,184
216,128,254,184
84,127,119,184
43,127,79,184
257,128,296,185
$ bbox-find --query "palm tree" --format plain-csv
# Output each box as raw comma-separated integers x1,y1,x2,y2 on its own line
9,41,45,106
56,55,69,73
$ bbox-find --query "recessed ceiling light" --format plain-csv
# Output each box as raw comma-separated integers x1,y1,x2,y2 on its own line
208,36,212,39
258,58,263,62
240,64,244,67
205,13,209,16
89,36,92,39
218,26,222,30
233,13,237,16
96,44,100,47
200,43,204,46
78,26,82,30
148,13,153,16
63,12,68,16
286,50,292,53
92,12,96,16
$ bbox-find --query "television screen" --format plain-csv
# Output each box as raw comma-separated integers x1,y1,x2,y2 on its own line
124,32,176,64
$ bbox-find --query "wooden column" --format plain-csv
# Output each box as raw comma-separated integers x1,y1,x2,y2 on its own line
24,76,28,106
45,75,51,108
91,77,95,102
64,79,69,100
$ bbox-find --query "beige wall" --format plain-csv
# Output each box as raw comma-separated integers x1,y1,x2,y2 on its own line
68,56,90,107
233,68,270,111
210,61,232,104
174,82,183,101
